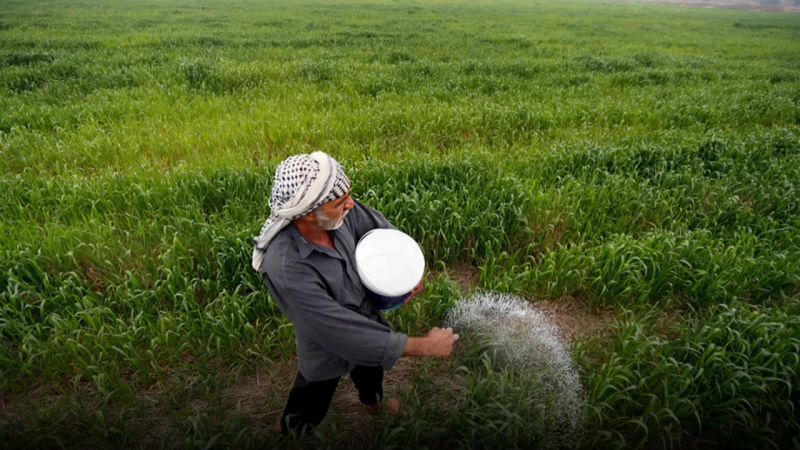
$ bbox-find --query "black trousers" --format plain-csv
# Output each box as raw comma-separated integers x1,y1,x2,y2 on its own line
279,365,384,436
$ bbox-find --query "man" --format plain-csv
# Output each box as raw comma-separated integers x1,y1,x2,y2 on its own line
252,151,458,437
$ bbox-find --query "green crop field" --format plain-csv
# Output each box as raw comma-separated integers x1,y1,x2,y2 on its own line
1,0,799,448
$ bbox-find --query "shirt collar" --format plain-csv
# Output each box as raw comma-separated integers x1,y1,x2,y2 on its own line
287,224,341,260
287,224,315,259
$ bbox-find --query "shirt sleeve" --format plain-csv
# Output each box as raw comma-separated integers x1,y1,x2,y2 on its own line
349,198,397,241
271,261,408,370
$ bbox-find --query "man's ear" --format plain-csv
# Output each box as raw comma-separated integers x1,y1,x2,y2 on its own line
298,211,317,222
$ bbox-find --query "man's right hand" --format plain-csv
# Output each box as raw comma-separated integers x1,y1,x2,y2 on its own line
402,327,459,357
426,327,459,357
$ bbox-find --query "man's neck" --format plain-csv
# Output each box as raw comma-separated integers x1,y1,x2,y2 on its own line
293,219,335,249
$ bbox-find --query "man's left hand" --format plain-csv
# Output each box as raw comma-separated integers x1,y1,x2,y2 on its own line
402,279,424,306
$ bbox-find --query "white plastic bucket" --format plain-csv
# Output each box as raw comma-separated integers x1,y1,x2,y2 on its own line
355,229,425,310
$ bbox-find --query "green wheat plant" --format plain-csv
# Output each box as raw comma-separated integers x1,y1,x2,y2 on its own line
1,0,798,448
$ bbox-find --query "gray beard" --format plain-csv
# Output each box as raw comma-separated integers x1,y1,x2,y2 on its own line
318,208,350,230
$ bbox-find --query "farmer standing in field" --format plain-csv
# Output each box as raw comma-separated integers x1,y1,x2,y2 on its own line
252,151,458,436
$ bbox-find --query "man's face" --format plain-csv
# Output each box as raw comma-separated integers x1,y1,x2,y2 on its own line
315,192,354,230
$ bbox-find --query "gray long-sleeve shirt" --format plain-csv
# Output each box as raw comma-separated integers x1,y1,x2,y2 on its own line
260,199,409,382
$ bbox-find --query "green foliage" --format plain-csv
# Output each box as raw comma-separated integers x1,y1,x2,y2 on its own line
332,353,577,450
581,303,800,449
438,356,559,449
1,0,799,448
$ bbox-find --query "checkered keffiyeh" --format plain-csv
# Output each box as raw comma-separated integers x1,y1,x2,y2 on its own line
252,151,350,271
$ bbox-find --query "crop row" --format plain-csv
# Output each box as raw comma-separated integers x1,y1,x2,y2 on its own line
2,131,798,390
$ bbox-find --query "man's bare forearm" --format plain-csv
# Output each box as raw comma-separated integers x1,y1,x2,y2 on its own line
402,337,431,356
402,327,458,358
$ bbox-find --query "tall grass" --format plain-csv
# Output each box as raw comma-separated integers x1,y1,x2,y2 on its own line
581,303,800,449
1,0,799,174
1,0,799,448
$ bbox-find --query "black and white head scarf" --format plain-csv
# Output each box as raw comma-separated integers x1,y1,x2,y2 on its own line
252,151,350,271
